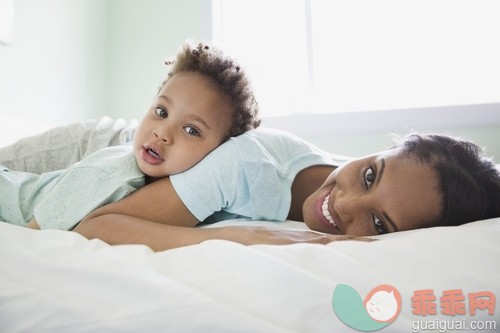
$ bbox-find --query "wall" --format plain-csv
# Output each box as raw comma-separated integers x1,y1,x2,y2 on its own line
106,0,212,121
0,0,211,145
0,0,108,140
263,103,500,160
1,0,499,161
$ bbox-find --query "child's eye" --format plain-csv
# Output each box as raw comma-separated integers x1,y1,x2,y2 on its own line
155,107,168,118
364,166,376,189
184,126,200,137
372,214,387,234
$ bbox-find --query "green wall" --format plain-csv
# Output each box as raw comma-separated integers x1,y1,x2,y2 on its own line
105,0,212,121
0,0,212,129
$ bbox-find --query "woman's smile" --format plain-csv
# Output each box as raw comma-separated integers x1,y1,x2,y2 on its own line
314,190,342,234
321,194,337,227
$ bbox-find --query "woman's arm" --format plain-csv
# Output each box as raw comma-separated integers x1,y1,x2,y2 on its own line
82,176,199,228
26,175,197,230
74,213,363,251
74,176,371,251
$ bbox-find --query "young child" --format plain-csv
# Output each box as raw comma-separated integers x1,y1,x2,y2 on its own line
0,40,260,231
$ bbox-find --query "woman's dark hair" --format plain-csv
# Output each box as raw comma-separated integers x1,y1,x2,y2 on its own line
395,133,500,227
160,40,260,137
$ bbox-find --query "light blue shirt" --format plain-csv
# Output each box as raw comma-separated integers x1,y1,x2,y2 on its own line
0,146,144,230
170,128,347,223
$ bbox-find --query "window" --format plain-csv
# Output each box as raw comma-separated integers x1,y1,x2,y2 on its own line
212,0,500,117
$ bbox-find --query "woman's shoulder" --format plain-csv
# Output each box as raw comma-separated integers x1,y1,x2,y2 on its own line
185,128,309,170
230,127,349,168
234,127,304,141
229,127,313,151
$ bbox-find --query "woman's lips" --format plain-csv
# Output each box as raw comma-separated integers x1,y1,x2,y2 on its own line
321,194,337,227
316,192,341,234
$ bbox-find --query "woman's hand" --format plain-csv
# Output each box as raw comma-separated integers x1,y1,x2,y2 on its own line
220,226,374,246
74,214,372,252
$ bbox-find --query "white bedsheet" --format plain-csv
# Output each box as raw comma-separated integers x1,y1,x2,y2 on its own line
1,219,499,333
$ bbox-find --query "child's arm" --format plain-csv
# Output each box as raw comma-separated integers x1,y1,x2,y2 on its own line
25,177,191,230
25,176,196,231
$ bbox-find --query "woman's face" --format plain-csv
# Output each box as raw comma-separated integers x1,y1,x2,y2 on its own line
302,149,443,236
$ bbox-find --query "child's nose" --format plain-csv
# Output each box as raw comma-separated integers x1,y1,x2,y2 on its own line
153,126,173,144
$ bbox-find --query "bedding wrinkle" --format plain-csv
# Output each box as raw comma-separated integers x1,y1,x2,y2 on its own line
0,225,288,333
0,117,136,173
1,217,499,332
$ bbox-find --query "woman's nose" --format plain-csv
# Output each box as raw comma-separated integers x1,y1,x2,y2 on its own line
335,189,368,223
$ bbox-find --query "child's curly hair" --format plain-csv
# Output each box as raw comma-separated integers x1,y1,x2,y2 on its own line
160,41,260,137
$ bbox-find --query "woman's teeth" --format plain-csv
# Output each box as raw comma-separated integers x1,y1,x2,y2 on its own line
322,194,337,227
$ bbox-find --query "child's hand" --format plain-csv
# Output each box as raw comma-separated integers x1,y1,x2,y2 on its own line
26,218,40,229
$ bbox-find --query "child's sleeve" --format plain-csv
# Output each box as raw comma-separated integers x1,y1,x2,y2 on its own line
34,148,144,230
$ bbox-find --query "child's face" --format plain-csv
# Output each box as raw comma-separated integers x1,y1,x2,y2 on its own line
302,149,442,236
133,71,234,178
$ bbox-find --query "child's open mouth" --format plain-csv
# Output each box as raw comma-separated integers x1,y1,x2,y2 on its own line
141,146,164,165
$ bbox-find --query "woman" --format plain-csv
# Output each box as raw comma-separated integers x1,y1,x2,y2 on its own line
65,127,500,251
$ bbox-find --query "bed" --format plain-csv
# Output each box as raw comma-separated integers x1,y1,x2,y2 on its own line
0,219,499,332
0,119,499,332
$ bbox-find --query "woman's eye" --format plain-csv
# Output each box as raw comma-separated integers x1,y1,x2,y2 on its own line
364,166,376,189
372,214,387,234
155,107,168,118
184,126,200,137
